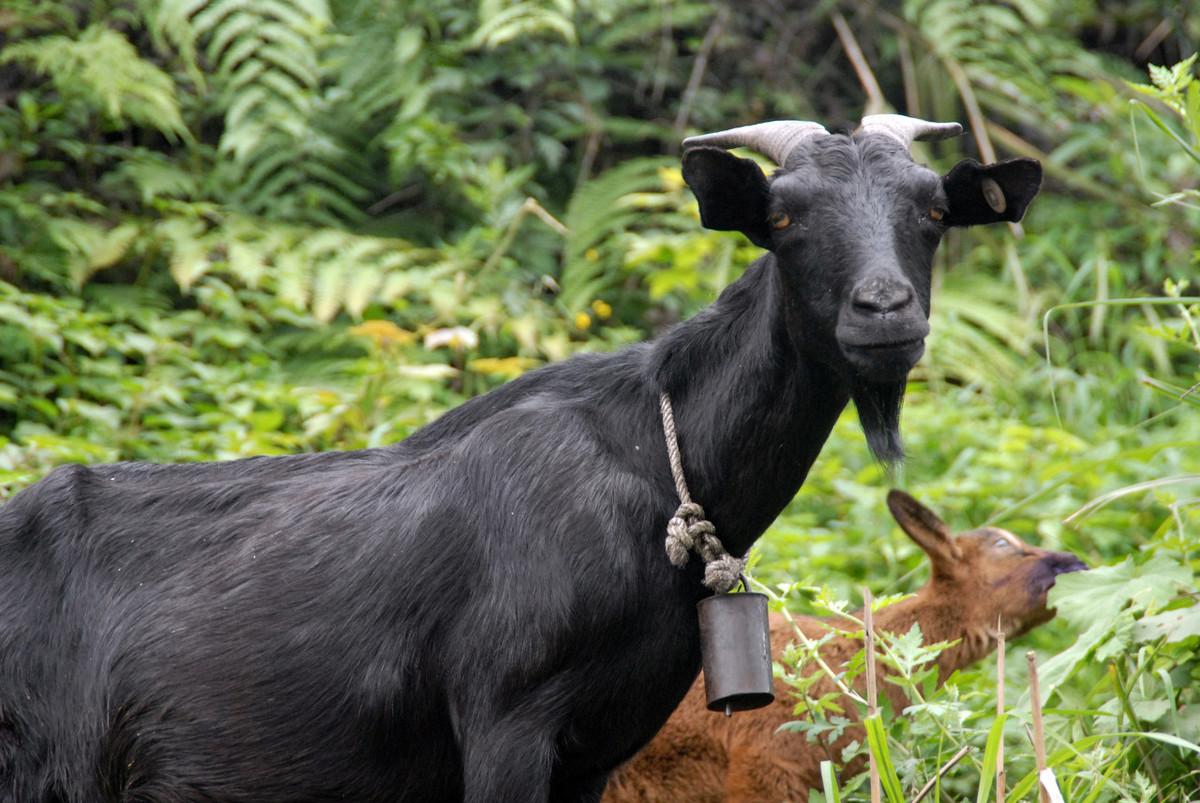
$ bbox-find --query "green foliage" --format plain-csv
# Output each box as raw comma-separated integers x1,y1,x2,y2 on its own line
864,715,905,803
1,1,1198,799
1,24,185,135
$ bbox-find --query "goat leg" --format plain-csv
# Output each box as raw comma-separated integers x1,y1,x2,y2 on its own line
460,713,558,803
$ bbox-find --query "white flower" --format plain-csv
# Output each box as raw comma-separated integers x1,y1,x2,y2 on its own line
424,326,478,351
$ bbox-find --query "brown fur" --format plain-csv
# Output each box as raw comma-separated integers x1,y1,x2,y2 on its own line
603,491,1086,803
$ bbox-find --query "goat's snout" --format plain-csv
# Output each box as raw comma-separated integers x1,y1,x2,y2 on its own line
1049,552,1088,576
850,276,915,315
1029,550,1088,599
835,272,929,384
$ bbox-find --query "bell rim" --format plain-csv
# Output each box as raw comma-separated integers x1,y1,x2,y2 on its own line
704,691,776,713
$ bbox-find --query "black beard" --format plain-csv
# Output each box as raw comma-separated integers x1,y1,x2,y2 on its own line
850,380,907,467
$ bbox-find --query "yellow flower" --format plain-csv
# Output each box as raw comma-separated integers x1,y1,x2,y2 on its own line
349,319,415,347
657,166,685,192
584,248,600,262
574,312,592,330
468,357,539,379
590,299,612,320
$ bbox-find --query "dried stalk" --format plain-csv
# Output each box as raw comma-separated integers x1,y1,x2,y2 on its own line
912,744,972,803
1026,651,1049,803
673,7,729,143
832,12,887,116
996,618,1006,803
864,587,881,803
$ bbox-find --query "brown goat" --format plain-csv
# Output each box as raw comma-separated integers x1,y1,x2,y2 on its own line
603,491,1086,803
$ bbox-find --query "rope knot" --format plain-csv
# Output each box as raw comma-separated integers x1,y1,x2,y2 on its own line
665,502,716,567
659,394,749,594
704,555,746,594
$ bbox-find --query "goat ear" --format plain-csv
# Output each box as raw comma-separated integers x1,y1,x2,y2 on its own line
886,490,962,571
941,158,1042,227
682,147,773,249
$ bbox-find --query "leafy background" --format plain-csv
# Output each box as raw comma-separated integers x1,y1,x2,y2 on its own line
0,0,1197,799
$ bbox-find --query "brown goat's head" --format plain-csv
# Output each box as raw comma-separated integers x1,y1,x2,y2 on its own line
886,490,1087,641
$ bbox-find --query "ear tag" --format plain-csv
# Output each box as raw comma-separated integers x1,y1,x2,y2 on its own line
981,177,1007,214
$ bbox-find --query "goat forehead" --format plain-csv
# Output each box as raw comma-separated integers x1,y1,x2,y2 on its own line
772,148,939,203
965,527,1028,550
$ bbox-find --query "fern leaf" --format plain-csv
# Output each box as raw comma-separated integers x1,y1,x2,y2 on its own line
2,25,185,136
343,267,382,319
559,157,669,311
471,2,577,49
311,259,346,323
275,250,311,310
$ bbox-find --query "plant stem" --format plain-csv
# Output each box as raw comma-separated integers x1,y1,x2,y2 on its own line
864,586,881,803
996,619,1006,803
1027,651,1049,803
912,744,971,803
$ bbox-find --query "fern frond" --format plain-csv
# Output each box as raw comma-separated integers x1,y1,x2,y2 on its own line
559,157,672,312
1,25,185,136
472,2,577,49
148,211,448,322
149,0,375,225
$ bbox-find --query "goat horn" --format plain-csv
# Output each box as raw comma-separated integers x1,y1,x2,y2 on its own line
682,121,830,165
858,114,963,149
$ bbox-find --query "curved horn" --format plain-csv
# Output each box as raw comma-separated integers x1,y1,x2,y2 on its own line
682,121,829,165
858,114,963,149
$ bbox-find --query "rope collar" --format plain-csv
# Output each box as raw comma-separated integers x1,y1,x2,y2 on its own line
658,393,746,593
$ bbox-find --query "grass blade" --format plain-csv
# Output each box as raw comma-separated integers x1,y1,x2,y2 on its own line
977,713,1010,803
820,760,841,803
1008,731,1200,799
864,714,905,803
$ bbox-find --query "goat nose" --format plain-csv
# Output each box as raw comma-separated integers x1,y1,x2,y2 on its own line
1051,553,1088,575
851,277,914,314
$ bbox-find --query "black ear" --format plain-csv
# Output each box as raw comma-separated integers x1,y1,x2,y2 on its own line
941,158,1042,227
681,147,772,248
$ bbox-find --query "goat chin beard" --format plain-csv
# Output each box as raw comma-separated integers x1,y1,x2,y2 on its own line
850,380,906,467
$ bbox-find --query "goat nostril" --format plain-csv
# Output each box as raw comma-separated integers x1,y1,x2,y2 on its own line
851,283,914,314
1051,556,1088,576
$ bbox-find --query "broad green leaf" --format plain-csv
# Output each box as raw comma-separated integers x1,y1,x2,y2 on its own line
1133,603,1200,643
1048,555,1192,626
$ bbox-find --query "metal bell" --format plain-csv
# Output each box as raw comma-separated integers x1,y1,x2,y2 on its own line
697,588,774,716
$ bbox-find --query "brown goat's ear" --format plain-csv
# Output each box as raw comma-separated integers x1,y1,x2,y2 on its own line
941,158,1042,227
682,147,773,249
886,490,962,572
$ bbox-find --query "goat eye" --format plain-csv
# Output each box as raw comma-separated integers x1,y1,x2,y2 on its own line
928,207,946,222
770,212,791,230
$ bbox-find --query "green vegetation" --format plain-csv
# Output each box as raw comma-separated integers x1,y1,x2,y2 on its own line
0,0,1197,799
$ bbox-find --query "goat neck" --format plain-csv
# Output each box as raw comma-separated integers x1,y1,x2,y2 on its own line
648,256,848,560
854,592,988,691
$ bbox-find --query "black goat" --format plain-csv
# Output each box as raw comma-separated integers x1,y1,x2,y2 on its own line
0,116,1041,803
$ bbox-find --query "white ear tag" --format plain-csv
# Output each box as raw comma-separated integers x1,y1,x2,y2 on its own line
981,177,1007,214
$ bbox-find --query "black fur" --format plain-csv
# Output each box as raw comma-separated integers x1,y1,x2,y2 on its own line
0,132,1040,802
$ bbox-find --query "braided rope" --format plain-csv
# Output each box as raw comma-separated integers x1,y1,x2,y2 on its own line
659,394,746,593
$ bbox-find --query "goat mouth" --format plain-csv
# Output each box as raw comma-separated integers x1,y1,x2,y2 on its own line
843,337,925,351
1032,556,1088,595
840,338,926,385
